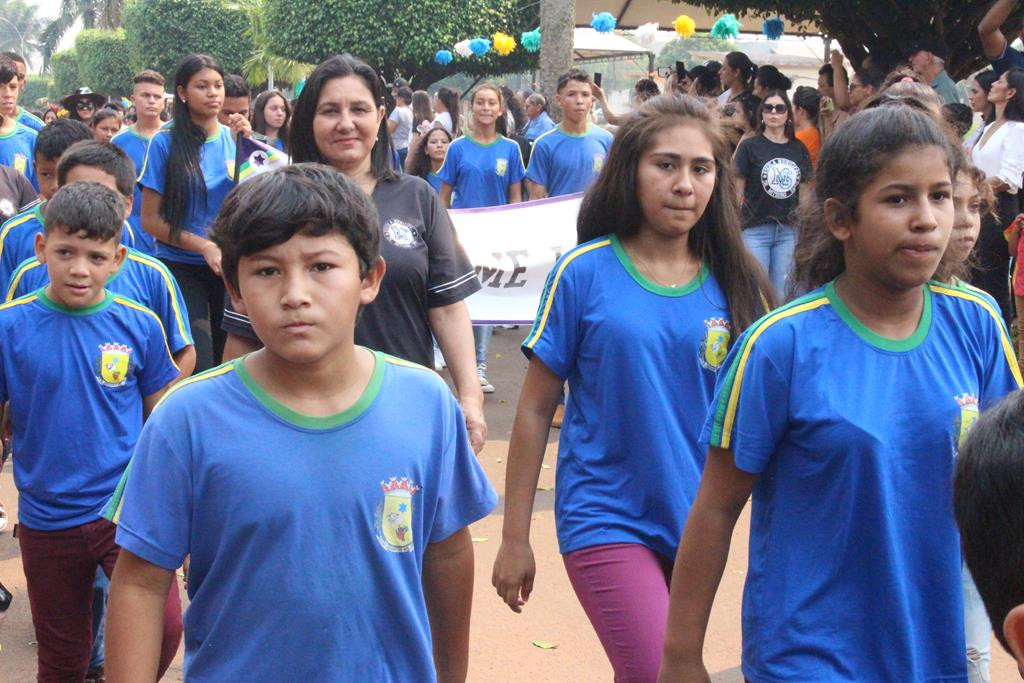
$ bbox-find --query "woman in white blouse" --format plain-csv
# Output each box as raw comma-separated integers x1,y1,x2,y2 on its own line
970,67,1024,325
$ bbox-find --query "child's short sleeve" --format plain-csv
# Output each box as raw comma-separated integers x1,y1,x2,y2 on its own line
733,138,753,178
525,138,551,188
145,261,194,352
703,327,791,473
977,304,1023,408
436,139,461,188
427,395,497,543
114,418,193,570
507,142,527,184
521,254,582,379
135,309,179,396
138,133,169,195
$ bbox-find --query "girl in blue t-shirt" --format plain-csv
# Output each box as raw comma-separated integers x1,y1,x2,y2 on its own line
492,94,773,680
405,125,452,194
660,106,1022,682
251,89,290,152
438,83,526,393
139,54,250,371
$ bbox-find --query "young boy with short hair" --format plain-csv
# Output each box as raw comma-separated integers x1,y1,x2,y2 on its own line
0,58,37,190
0,51,44,132
525,69,613,199
0,181,182,680
112,69,167,256
105,163,497,681
955,390,1024,677
0,135,136,287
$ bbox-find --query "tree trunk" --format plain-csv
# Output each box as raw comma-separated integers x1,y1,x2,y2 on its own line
539,0,573,122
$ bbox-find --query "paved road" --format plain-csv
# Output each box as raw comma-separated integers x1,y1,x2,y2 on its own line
0,327,1015,680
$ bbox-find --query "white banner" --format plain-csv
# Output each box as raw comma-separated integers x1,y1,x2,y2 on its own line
449,193,582,324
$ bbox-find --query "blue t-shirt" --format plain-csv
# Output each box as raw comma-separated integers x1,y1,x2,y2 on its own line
523,235,732,558
0,123,37,191
7,248,193,353
523,111,555,141
526,125,614,197
437,135,525,209
112,127,157,256
704,280,1022,682
425,171,441,194
991,42,1024,76
269,137,285,152
0,203,135,288
0,289,178,531
110,351,497,681
16,107,44,132
138,124,236,264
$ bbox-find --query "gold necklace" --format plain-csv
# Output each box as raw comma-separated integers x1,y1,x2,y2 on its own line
629,247,695,288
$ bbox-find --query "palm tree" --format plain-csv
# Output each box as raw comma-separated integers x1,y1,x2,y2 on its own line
38,0,123,69
0,0,43,60
231,0,314,87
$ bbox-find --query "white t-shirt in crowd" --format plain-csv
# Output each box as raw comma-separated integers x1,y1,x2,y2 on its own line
389,106,413,150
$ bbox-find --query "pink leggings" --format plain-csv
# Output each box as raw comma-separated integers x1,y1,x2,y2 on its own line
563,543,673,682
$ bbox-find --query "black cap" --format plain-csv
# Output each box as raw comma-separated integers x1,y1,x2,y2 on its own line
906,36,949,60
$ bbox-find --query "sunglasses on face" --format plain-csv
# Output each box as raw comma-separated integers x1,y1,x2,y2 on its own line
763,103,787,114
76,101,95,111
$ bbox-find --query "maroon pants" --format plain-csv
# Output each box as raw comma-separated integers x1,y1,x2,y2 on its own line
18,517,183,682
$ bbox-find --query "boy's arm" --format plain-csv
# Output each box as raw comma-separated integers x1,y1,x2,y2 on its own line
142,382,174,419
422,526,475,683
106,549,175,683
172,346,196,382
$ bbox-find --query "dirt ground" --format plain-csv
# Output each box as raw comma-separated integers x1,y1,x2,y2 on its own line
0,327,1017,681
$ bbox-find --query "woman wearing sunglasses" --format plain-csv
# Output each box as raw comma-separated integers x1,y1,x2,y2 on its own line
733,89,813,300
61,87,107,124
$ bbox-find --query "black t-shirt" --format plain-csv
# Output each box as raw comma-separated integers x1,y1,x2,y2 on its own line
0,166,37,223
734,134,812,229
222,174,480,367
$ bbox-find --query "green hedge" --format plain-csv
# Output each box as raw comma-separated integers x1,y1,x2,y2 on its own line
22,75,52,108
76,29,136,98
50,49,79,101
123,0,254,81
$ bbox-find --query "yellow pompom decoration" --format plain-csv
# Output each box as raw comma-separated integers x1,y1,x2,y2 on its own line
674,15,696,39
492,32,517,56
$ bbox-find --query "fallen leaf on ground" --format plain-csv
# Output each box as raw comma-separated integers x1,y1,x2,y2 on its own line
542,464,551,469
532,640,558,649
536,485,553,491
472,536,489,543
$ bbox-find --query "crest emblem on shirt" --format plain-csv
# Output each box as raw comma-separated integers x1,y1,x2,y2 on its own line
699,318,731,371
96,342,133,387
954,393,980,447
12,154,27,176
495,158,508,176
382,219,418,249
0,198,13,219
760,158,800,199
593,153,605,173
376,477,420,552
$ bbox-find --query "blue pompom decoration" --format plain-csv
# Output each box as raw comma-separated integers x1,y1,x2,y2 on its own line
434,50,453,66
710,14,742,40
469,38,491,56
762,17,784,41
591,11,617,33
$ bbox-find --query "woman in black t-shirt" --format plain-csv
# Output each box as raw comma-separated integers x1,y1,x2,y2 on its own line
733,89,813,300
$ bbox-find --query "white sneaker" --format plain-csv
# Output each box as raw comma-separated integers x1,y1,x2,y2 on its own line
478,365,495,394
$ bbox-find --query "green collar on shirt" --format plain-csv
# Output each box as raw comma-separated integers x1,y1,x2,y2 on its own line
825,279,932,352
610,233,709,297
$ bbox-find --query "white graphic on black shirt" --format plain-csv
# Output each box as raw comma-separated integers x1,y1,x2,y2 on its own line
383,219,418,248
760,158,801,199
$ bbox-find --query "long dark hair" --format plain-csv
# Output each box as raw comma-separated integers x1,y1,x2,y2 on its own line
290,54,397,181
163,54,224,241
436,86,460,134
755,89,796,139
790,106,960,295
725,51,756,92
1002,68,1024,122
577,94,775,332
411,90,432,126
974,70,998,123
406,126,452,178
251,89,291,149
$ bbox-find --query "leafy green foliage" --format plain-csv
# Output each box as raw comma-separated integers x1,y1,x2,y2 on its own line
656,36,736,69
0,0,43,57
123,0,254,80
263,0,540,87
75,29,135,97
50,49,80,100
22,75,52,106
685,0,1018,79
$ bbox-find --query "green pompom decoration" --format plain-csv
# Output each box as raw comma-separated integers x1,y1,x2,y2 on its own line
521,28,541,53
710,14,742,40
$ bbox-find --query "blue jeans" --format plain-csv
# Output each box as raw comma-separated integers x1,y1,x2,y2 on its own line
963,564,991,683
90,567,108,670
742,223,796,302
473,325,492,367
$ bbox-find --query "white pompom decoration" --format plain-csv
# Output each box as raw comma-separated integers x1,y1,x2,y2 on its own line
633,22,659,46
454,40,473,58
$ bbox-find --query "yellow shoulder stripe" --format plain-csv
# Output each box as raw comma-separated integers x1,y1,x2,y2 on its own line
127,253,189,341
153,363,235,410
524,239,611,349
0,212,37,261
112,297,179,373
0,293,37,311
5,260,42,302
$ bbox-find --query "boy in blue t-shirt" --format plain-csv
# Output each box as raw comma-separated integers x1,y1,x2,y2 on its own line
0,53,44,132
105,163,497,681
0,59,37,190
0,137,137,289
1,182,182,680
526,69,614,199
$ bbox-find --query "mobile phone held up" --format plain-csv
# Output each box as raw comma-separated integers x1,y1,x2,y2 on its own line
594,72,603,88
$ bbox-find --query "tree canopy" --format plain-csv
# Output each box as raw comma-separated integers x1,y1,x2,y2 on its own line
688,0,1022,78
263,0,540,88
